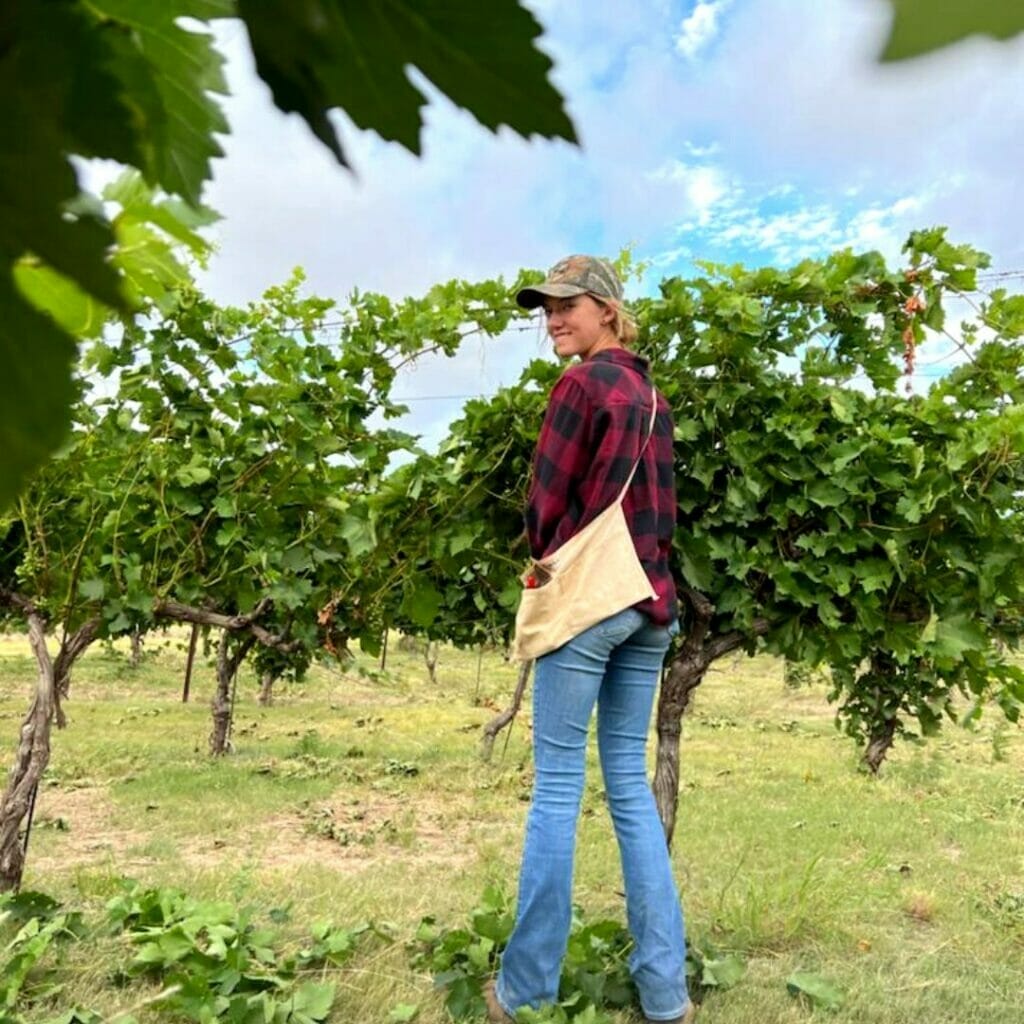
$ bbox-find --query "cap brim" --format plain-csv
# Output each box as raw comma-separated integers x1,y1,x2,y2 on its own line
515,283,589,309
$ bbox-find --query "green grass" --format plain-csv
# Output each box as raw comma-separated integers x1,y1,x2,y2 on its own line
0,630,1022,1022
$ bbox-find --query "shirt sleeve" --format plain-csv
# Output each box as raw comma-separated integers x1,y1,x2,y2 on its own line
525,375,593,558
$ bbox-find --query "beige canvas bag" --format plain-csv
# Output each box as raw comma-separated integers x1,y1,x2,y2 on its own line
512,385,659,662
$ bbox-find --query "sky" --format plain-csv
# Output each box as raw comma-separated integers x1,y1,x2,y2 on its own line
191,0,1024,449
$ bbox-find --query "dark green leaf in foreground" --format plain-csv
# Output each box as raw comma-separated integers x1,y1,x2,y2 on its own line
880,0,1024,60
236,0,578,165
0,3,137,303
0,0,226,507
402,581,445,629
1,0,575,510
0,280,78,510
89,0,230,205
2,175,208,509
0,890,62,925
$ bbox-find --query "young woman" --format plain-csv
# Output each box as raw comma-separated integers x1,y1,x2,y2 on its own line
486,256,693,1024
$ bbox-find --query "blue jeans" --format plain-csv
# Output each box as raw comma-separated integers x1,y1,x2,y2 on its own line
495,608,688,1021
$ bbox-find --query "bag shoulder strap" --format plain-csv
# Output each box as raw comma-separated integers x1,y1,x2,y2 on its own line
613,382,658,505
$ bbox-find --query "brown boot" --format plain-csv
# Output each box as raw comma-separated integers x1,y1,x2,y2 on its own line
483,980,515,1024
645,1001,696,1024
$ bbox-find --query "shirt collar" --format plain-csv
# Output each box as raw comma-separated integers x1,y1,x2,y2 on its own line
587,347,650,377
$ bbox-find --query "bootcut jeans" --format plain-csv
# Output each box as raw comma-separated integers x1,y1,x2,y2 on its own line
495,607,689,1022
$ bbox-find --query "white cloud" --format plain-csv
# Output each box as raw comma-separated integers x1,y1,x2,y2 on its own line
173,0,1024,446
198,1,1024,309
685,140,720,158
647,159,737,226
658,180,945,269
675,1,731,60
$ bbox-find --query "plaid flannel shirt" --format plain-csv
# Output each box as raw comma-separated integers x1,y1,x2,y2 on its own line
525,348,678,626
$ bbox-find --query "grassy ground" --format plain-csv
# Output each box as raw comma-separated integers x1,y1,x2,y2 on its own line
0,629,1022,1023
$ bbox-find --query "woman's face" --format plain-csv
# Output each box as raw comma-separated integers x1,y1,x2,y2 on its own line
542,294,618,360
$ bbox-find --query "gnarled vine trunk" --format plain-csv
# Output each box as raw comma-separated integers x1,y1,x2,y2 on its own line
129,629,144,668
653,589,772,847
863,718,896,774
0,613,55,891
424,642,439,684
151,599,297,755
0,608,99,891
209,632,256,756
860,652,900,773
653,651,710,846
257,670,276,706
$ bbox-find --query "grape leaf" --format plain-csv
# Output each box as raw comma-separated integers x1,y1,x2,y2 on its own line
880,0,1024,60
89,0,230,205
401,582,444,628
0,2,133,307
11,262,107,339
235,0,577,166
0,0,575,512
786,970,844,1011
0,1,226,507
0,282,78,509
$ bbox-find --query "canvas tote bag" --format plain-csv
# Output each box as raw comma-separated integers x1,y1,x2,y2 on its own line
512,385,658,662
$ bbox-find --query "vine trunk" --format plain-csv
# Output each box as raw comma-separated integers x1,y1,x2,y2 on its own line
209,632,256,756
0,613,98,890
257,671,276,706
653,589,772,846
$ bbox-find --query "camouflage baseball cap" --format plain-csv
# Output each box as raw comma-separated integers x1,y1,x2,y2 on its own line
515,255,624,309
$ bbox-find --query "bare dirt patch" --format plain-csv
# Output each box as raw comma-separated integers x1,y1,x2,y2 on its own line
29,786,151,873
178,791,487,874
26,784,492,879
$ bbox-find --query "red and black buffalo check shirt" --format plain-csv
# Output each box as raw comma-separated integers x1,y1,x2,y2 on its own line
525,348,678,626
